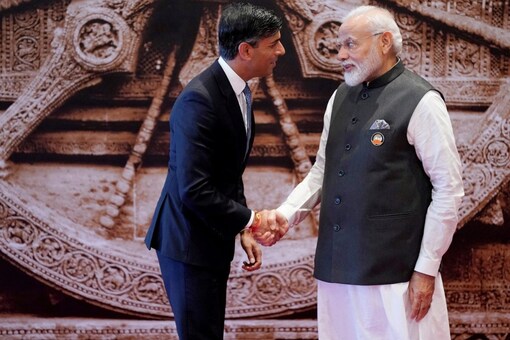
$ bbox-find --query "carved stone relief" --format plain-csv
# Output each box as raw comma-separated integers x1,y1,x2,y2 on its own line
0,0,509,338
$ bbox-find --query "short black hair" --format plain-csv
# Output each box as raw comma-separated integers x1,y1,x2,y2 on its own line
219,2,283,60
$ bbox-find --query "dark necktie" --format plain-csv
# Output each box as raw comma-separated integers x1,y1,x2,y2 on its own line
243,84,252,135
243,84,252,157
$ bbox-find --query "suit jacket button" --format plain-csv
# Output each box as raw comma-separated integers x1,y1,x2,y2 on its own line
345,144,351,151
333,224,341,232
334,197,341,205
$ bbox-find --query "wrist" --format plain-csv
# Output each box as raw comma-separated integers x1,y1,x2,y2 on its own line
250,211,262,231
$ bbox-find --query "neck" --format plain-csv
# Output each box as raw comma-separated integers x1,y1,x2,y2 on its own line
366,56,399,85
225,58,251,82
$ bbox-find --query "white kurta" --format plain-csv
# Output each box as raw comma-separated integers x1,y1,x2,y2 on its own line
277,90,465,340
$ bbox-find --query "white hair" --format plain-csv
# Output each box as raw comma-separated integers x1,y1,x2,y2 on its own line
343,5,403,55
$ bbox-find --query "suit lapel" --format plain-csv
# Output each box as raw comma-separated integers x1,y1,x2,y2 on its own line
211,61,249,163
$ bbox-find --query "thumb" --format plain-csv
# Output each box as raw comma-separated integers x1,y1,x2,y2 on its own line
275,211,288,226
245,246,255,264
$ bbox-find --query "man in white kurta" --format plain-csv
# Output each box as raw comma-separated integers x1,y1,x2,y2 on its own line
275,5,464,340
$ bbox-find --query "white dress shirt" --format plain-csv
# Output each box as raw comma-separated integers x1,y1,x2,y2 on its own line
217,57,254,227
218,57,250,132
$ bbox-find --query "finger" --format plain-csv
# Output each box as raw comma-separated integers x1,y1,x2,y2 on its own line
259,209,269,229
275,211,288,227
260,231,275,243
245,245,255,265
251,244,262,270
242,261,257,271
277,223,288,239
253,233,272,247
415,304,430,321
266,210,277,231
408,289,419,320
275,211,289,236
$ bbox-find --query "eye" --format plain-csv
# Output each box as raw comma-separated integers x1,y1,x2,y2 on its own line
346,40,357,50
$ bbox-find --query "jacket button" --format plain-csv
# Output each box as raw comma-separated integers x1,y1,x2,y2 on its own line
334,197,341,205
338,170,345,177
333,224,341,232
345,144,351,150
351,117,358,124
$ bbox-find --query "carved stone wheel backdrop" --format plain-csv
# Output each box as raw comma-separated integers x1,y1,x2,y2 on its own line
0,0,509,320
0,166,319,318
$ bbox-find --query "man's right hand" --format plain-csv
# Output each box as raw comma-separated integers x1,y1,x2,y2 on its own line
250,209,289,246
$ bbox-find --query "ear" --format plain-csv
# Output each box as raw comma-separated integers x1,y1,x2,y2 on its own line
380,32,393,54
237,42,253,60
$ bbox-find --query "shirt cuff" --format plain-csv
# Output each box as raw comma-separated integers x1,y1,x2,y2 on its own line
243,210,255,230
276,205,296,227
414,256,441,277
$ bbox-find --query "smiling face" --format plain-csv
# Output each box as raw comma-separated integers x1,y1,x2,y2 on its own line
246,31,286,78
336,18,383,86
336,15,395,86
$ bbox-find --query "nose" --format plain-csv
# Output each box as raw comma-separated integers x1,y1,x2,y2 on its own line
336,45,348,61
277,41,286,55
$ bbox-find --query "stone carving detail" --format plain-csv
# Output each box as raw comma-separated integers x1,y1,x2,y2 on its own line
452,39,480,76
397,12,425,71
227,258,317,318
0,46,97,164
33,236,66,266
276,0,344,79
444,245,510,313
0,182,171,315
4,217,37,247
0,2,154,165
485,139,510,168
70,10,131,71
0,181,319,318
0,1,70,79
458,82,510,225
78,20,120,60
0,1,509,334
13,11,41,71
132,274,166,303
314,21,341,63
287,266,316,297
178,4,220,86
304,14,343,73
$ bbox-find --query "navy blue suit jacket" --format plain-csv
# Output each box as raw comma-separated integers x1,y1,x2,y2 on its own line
145,60,255,267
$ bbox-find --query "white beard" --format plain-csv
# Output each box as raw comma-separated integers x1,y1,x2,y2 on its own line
343,45,383,87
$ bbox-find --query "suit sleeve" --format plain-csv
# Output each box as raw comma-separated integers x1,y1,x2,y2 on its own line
172,89,251,237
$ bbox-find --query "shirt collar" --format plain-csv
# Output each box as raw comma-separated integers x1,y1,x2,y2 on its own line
218,57,246,96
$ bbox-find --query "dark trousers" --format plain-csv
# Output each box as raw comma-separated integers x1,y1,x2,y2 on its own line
157,251,231,340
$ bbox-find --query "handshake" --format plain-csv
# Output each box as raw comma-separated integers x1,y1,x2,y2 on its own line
249,209,289,246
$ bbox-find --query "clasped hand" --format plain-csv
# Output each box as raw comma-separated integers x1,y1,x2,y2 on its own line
251,209,288,246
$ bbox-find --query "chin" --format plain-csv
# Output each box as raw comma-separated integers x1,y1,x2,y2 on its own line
344,77,361,87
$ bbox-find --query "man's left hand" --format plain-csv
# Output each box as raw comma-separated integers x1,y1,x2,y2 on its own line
408,271,435,321
240,229,262,271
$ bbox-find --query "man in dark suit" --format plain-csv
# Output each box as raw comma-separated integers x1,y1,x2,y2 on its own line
144,3,286,339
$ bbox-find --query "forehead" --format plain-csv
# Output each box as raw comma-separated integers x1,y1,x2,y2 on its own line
257,31,281,45
338,16,371,38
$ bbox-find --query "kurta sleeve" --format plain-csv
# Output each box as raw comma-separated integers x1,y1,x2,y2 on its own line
407,91,465,276
277,91,337,227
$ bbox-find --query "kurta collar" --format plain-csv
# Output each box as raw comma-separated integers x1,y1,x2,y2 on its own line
363,59,404,89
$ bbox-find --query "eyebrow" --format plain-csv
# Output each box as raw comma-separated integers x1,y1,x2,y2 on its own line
268,36,281,46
